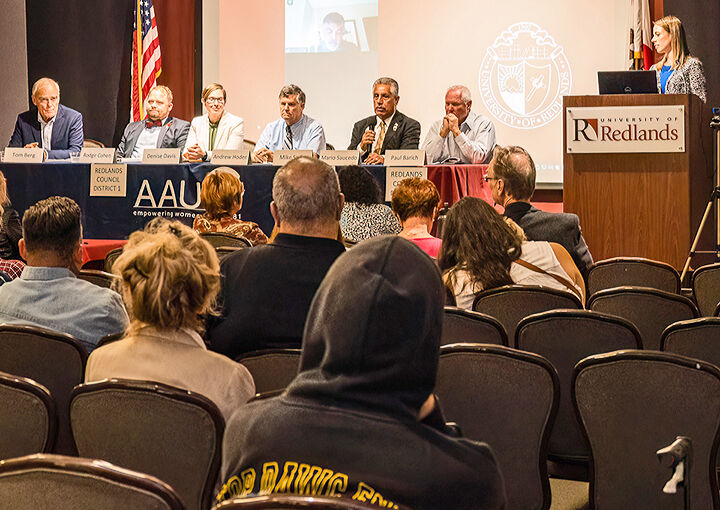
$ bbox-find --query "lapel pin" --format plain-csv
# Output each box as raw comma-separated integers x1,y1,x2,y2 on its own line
393,123,398,132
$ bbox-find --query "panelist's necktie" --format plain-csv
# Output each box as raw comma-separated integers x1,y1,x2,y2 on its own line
374,121,386,154
283,124,293,150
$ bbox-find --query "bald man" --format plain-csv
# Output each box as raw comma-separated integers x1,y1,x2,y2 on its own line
207,157,346,358
9,77,84,160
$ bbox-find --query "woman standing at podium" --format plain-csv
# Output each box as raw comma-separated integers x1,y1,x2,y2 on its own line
652,15,706,103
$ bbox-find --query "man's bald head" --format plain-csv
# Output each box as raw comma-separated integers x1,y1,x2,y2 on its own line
272,157,343,233
490,145,536,201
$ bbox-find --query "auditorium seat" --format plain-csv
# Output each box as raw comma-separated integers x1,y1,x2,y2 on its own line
586,257,681,298
472,285,582,341
82,139,106,148
0,324,87,455
0,371,56,459
574,350,720,509
436,343,558,510
515,310,642,481
0,453,183,510
103,247,123,273
70,379,224,510
199,232,252,249
442,307,507,346
78,269,117,288
692,262,720,316
587,286,698,350
214,494,411,509
236,349,301,395
242,139,256,153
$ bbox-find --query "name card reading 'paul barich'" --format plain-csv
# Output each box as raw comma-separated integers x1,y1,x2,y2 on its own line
3,147,44,163
319,150,361,166
273,150,313,163
384,150,426,166
90,163,127,197
79,148,116,164
142,148,181,164
385,167,428,202
211,150,249,165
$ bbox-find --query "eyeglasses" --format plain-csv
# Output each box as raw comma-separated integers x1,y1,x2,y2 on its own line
483,175,499,182
205,98,225,105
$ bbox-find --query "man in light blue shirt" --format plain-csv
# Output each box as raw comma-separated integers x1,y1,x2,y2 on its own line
252,84,326,163
422,85,496,164
0,197,128,352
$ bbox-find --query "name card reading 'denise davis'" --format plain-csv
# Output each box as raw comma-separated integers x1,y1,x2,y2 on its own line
211,150,249,165
79,148,116,164
273,150,313,163
384,150,426,166
90,163,127,197
385,167,428,202
319,150,361,166
142,148,181,164
3,147,44,163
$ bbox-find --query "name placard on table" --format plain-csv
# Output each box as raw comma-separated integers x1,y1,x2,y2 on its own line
142,148,181,164
211,150,249,165
384,166,428,202
89,163,127,197
319,150,360,166
384,150,426,166
79,148,116,164
273,150,313,163
3,147,44,163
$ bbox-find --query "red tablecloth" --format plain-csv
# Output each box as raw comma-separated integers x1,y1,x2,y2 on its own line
82,239,127,264
427,164,491,207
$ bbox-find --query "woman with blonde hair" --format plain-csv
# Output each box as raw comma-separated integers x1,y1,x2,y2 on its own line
193,167,268,244
183,83,245,161
652,15,706,103
85,218,255,419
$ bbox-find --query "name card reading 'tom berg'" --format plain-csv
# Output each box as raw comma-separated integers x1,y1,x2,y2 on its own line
384,167,428,202
90,163,127,197
79,148,116,164
142,148,181,164
384,150,426,166
3,147,44,163
319,150,361,166
211,150,249,165
273,150,313,163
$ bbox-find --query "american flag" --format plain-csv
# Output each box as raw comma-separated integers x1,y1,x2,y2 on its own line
131,0,162,122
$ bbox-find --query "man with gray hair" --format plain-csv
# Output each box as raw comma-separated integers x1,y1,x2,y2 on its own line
252,84,326,163
422,85,496,164
207,157,345,357
348,77,421,165
9,77,84,159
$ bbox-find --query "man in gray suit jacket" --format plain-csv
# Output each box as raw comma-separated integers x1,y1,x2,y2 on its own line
487,145,593,276
348,77,420,165
117,85,190,159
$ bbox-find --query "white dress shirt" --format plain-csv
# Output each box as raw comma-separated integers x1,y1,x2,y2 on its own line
38,112,55,152
422,110,496,164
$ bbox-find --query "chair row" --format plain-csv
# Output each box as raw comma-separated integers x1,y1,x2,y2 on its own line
584,257,720,316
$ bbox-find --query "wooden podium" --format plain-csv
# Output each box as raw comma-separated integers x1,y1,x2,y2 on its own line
563,94,712,270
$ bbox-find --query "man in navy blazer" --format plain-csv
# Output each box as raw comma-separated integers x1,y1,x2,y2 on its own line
9,77,84,160
116,85,190,159
487,145,594,276
348,77,420,165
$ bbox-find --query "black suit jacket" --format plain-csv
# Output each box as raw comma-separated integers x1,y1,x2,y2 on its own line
504,201,593,276
348,111,421,159
116,116,190,158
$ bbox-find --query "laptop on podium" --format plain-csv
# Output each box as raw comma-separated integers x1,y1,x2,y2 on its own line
598,70,658,95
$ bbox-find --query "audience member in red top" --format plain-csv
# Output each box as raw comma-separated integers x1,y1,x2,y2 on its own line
193,167,268,245
391,177,442,258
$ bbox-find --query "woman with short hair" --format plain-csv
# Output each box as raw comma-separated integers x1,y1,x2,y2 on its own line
85,218,255,419
338,165,400,243
193,167,268,245
391,177,442,258
183,83,245,161
652,15,706,103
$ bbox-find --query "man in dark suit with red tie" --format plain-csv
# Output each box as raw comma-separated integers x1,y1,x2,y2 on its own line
116,85,190,159
9,77,84,160
348,77,421,165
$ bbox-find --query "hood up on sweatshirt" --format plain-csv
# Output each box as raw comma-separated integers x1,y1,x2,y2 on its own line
287,235,443,420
